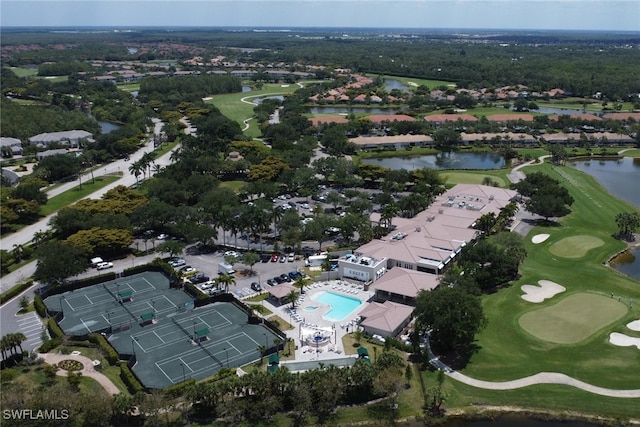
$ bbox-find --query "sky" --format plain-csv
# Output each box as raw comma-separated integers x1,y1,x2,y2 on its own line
1,0,639,32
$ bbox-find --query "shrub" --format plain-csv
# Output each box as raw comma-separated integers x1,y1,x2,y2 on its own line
0,280,33,304
47,318,64,340
119,362,145,394
88,333,118,365
38,337,62,353
164,378,196,397
34,295,47,318
0,368,20,382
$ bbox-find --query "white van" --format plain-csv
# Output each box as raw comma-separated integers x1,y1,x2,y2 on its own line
217,262,235,275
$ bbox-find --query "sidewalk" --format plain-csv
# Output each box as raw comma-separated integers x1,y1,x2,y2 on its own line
38,351,121,395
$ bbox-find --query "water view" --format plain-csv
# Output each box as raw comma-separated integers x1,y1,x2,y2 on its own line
570,157,640,208
363,152,506,171
571,157,640,280
611,247,640,280
384,79,409,91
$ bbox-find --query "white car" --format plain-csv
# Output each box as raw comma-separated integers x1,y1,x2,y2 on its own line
96,262,114,270
288,253,295,262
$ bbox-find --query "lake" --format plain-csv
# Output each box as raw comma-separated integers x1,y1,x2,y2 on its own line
362,152,506,170
569,157,640,208
570,157,640,280
384,78,409,91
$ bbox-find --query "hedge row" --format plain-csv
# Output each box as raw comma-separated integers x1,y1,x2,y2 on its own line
44,272,116,298
164,378,196,397
0,280,33,304
34,295,47,318
38,337,62,353
119,362,145,394
88,333,119,365
47,317,64,340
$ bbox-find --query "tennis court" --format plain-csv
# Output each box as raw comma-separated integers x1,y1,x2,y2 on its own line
110,302,280,388
44,272,283,389
44,271,193,336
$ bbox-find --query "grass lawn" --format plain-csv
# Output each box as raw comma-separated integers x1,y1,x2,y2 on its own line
548,235,604,258
40,175,121,216
371,74,455,90
207,82,318,138
426,369,640,420
219,180,246,193
442,170,509,187
519,292,628,344
457,161,640,403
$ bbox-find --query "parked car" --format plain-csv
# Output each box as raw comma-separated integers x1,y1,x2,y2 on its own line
273,276,285,284
224,250,242,259
190,273,210,284
156,233,169,240
250,282,262,292
271,253,280,262
288,253,295,262
289,271,302,280
169,258,185,267
96,262,114,270
279,255,286,263
181,266,196,274
267,279,277,286
260,254,271,263
280,274,292,282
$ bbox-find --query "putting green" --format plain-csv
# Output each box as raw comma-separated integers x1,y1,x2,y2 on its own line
548,235,604,258
519,293,627,344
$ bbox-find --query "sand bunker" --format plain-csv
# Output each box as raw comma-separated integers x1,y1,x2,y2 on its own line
609,332,640,349
627,320,640,331
521,280,566,303
531,234,550,244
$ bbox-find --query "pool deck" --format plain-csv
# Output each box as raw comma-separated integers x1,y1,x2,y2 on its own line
264,279,374,363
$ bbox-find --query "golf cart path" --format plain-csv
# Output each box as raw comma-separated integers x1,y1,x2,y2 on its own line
38,352,121,395
446,370,640,398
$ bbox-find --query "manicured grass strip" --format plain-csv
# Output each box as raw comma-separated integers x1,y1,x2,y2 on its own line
40,175,121,216
442,171,508,187
429,370,640,420
519,293,628,344
548,235,605,258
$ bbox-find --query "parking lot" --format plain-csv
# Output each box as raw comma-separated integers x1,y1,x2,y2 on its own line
172,247,308,299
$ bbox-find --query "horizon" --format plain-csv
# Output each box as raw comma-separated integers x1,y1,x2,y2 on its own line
2,1,639,32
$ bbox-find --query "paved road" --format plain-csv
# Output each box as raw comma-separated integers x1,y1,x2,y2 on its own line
0,119,168,251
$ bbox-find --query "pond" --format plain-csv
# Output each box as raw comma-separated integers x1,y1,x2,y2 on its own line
569,157,640,208
97,120,120,134
570,157,640,280
384,78,409,91
611,247,640,281
252,95,285,104
309,106,402,115
362,152,506,171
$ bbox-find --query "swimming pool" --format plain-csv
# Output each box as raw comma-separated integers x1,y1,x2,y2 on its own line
313,291,362,322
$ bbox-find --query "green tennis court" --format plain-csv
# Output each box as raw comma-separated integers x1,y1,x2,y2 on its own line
45,271,283,389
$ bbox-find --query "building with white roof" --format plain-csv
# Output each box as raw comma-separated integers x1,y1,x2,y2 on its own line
28,130,94,148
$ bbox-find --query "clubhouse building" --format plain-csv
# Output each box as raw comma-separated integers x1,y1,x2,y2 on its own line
341,184,518,338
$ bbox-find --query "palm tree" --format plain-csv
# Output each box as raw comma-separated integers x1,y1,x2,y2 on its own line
217,274,236,293
294,276,310,294
380,203,398,231
128,161,143,186
285,290,300,309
